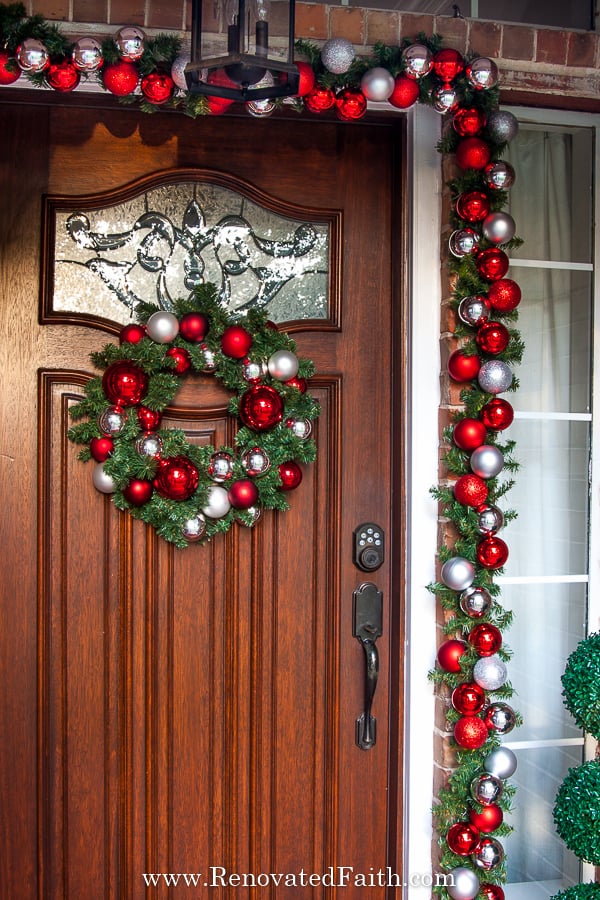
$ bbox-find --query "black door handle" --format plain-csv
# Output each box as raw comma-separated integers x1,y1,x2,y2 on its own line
353,582,383,750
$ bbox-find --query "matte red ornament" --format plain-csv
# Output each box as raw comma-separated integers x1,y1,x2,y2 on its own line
456,137,492,171
221,324,253,359
479,884,505,900
137,406,162,432
480,398,514,431
295,60,316,96
453,106,486,136
476,248,510,281
335,88,367,121
452,681,486,715
228,479,260,509
123,478,154,506
476,322,510,355
469,804,504,833
102,60,139,96
285,375,307,393
141,70,174,104
153,456,199,501
446,821,481,856
454,715,489,749
448,349,481,382
488,278,522,312
278,460,303,491
166,345,192,374
0,49,20,84
456,190,491,223
120,323,146,344
102,360,149,406
454,474,489,508
304,86,336,113
388,74,420,109
239,385,284,431
477,536,509,569
179,311,209,343
453,418,488,451
437,639,468,673
45,59,80,92
90,436,114,462
469,623,503,656
433,48,464,83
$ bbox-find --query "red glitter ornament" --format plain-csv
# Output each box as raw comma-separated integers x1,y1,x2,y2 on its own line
477,536,509,569
304,86,336,113
102,60,139,96
239,385,284,431
137,406,162,432
453,106,486,136
488,278,522,312
46,59,80,92
469,804,504,833
446,821,481,856
153,455,199,501
454,474,489,508
456,190,491,223
90,436,114,462
454,715,489,749
480,398,514,431
437,639,468,673
456,137,492,171
285,375,307,393
228,479,260,509
141,70,174,105
221,324,253,359
469,623,503,656
477,248,510,281
179,311,209,343
102,360,149,406
335,88,367,121
166,345,192,374
120,323,146,344
433,48,464,83
278,460,303,490
453,418,488,451
123,478,154,506
476,322,510,355
479,884,505,900
452,681,486,715
295,60,316,96
448,349,481,382
388,74,420,109
0,49,20,85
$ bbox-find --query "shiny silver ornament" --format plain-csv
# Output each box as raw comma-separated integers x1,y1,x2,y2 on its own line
182,514,206,542
286,417,312,440
115,26,145,61
465,57,498,90
449,228,480,257
484,745,518,779
242,359,267,383
486,702,517,734
171,54,190,91
458,295,491,327
473,654,507,690
16,38,49,72
236,504,262,525
92,462,116,494
473,837,504,871
72,37,103,72
135,433,163,458
482,212,516,244
441,556,475,591
247,98,276,117
208,451,234,482
477,504,504,535
470,772,504,805
98,406,126,435
201,485,231,519
402,43,434,79
146,310,180,344
360,66,395,102
200,345,216,373
478,360,513,394
433,84,459,113
321,38,355,74
446,866,480,900
484,161,515,191
470,445,504,479
486,109,519,143
242,447,271,476
268,349,299,381
460,585,493,618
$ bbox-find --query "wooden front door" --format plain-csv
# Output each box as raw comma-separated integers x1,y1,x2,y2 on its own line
0,100,405,898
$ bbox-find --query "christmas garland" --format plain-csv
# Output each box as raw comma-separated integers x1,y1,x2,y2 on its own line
68,284,319,548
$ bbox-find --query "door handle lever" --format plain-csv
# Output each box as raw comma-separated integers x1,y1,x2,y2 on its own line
353,582,383,750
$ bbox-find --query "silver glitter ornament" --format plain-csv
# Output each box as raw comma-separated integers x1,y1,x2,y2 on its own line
201,485,231,519
473,654,507,690
432,84,459,113
473,837,505,871
135,433,163,458
484,745,518,779
458,295,491,327
72,37,103,72
16,38,49,72
449,228,480,257
485,702,517,734
92,462,116,493
321,38,355,74
482,211,516,244
360,66,395,102
402,43,434,79
484,160,516,191
441,556,475,591
460,585,493,618
470,445,504,479
477,504,504,535
465,57,498,90
268,349,299,381
115,26,146,61
98,406,126,435
478,360,513,394
470,772,504,805
146,310,180,344
446,867,480,900
171,54,190,91
182,514,206,542
487,109,519,143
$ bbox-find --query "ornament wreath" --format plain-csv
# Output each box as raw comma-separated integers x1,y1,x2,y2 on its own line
68,284,319,548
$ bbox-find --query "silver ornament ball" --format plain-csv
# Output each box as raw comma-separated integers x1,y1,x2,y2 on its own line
470,444,504,479
470,772,504,805
477,504,504,535
446,866,480,900
171,54,191,91
486,702,517,734
473,654,508,690
201,485,231,519
208,451,234,482
98,406,126,435
200,346,216,372
449,229,480,257
247,99,276,117
482,211,516,244
484,161,516,191
242,359,267,383
146,310,180,344
115,26,146,61
268,349,299,381
16,38,49,72
460,585,493,618
458,295,491,327
72,37,104,72
478,360,513,394
473,837,505,871
433,84,458,114
286,417,312,440
182,514,206,542
92,462,116,494
402,43,434,79
242,447,271,476
441,556,475,591
321,38,355,74
487,109,519,143
484,745,518,779
465,57,498,90
361,67,395,102
135,433,163,458
236,504,262,526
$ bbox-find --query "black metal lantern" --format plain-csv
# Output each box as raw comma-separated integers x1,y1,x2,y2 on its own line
185,0,299,102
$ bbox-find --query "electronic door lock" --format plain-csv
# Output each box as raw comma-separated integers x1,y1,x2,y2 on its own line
353,523,385,572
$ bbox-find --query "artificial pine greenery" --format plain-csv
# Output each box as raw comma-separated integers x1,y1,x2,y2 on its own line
552,885,600,900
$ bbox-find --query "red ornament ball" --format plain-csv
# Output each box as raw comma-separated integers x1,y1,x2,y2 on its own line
228,479,260,510
102,360,149,406
179,311,209,343
456,137,492,171
205,69,236,114
448,349,481,382
166,345,192,374
102,60,139,96
488,278,522,312
477,248,510,282
476,322,510,355
456,190,491,223
477,536,509,569
388,74,420,109
433,47,464,83
153,455,199,501
469,623,503,656
120,323,146,344
479,884,505,900
285,375,307,393
454,474,489,508
207,96,234,115
469,804,504,833
137,406,162,432
447,822,481,856
453,418,488,451
335,88,367,121
295,60,316,96
454,715,489,749
452,681,486,715
0,49,20,85
45,59,80,92
278,460,303,491
453,106,486,136
123,478,154,506
304,86,336,113
141,70,174,105
221,324,253,359
480,398,514,431
239,385,284,431
437,639,468,673
90,436,114,462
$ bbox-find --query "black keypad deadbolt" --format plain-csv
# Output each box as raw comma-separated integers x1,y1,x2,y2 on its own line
353,523,385,572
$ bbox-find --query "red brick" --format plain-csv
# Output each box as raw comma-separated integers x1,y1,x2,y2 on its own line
147,2,184,30
72,0,108,24
329,7,365,44
31,0,71,20
536,28,569,65
295,2,328,41
400,13,435,42
366,10,399,47
469,20,501,58
434,15,468,55
567,30,598,68
501,24,535,61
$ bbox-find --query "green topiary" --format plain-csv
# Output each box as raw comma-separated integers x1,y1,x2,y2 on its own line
562,632,600,740
554,761,600,865
551,883,600,900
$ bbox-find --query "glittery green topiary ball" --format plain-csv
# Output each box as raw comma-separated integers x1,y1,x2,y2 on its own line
554,761,600,865
551,884,600,900
562,632,600,740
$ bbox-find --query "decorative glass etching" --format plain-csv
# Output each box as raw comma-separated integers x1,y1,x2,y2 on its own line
52,182,330,324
